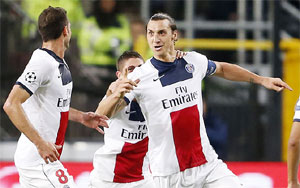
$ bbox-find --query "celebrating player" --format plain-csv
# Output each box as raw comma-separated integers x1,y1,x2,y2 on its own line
89,51,154,188
287,96,300,188
3,6,108,187
104,13,292,188
89,50,185,188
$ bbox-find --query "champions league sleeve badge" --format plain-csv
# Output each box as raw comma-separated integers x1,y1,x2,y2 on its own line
25,72,37,83
185,63,195,73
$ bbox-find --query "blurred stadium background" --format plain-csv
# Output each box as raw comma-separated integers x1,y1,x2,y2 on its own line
0,0,299,187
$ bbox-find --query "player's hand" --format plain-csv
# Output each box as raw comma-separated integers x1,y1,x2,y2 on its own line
288,182,300,188
106,81,117,96
261,77,293,92
175,50,187,59
36,141,61,164
81,112,109,134
113,68,140,99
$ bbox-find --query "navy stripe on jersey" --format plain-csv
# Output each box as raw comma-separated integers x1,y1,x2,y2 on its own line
150,57,193,87
16,81,33,95
40,48,72,86
206,60,216,76
124,97,130,105
128,101,145,122
58,63,72,85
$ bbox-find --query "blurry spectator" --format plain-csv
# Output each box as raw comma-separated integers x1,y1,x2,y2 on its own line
21,0,84,39
203,100,228,160
20,0,85,79
77,0,131,68
76,0,134,88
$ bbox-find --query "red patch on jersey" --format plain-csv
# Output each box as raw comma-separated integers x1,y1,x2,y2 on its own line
55,111,69,158
113,137,149,183
170,105,207,171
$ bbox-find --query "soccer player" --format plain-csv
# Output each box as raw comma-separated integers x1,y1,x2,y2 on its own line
89,51,154,188
104,13,292,188
3,6,108,187
89,50,185,187
287,96,300,188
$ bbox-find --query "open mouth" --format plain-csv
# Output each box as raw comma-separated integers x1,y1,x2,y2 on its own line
154,45,163,51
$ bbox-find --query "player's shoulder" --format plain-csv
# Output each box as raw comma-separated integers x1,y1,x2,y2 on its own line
128,59,153,80
182,51,209,70
30,49,51,63
184,51,208,62
28,49,57,70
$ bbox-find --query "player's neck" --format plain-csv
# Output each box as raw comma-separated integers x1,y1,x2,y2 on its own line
42,39,65,59
154,49,177,63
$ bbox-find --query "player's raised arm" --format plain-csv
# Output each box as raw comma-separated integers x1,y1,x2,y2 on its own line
96,68,139,118
213,61,292,92
3,85,61,164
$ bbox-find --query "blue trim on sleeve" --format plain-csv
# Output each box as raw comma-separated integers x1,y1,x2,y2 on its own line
123,97,130,105
294,119,300,122
206,60,217,76
16,81,33,96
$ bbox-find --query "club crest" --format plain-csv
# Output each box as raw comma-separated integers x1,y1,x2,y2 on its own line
185,63,194,73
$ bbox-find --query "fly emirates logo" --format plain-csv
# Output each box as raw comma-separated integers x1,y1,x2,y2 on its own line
57,89,72,108
162,86,199,109
121,124,147,140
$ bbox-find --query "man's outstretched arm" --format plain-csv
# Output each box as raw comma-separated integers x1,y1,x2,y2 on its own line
96,68,139,118
213,61,292,92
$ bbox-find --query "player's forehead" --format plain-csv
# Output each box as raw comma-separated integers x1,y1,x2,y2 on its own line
123,58,143,67
120,58,143,72
147,19,171,32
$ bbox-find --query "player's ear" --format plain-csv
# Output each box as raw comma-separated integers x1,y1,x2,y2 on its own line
62,26,68,36
116,71,121,78
172,30,178,42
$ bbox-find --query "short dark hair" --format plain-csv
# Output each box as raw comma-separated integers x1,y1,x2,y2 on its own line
117,51,144,71
147,13,177,31
38,6,68,42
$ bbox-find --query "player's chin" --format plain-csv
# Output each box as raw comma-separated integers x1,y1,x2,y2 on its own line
153,50,163,56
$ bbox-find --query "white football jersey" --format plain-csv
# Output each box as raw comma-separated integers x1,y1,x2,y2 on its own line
92,99,150,183
14,48,72,167
125,52,218,176
294,96,300,122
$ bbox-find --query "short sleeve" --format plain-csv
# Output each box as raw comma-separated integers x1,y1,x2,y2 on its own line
294,97,300,122
16,57,52,95
184,52,209,79
206,60,217,76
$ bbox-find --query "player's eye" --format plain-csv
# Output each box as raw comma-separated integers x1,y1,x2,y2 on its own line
159,30,166,36
127,66,136,73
